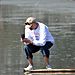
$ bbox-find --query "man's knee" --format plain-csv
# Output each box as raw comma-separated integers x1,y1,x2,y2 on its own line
23,45,28,50
40,46,50,58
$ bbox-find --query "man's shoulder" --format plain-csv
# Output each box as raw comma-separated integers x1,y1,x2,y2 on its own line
38,22,45,25
38,22,48,30
38,22,46,28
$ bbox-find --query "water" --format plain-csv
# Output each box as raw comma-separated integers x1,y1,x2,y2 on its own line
0,0,75,75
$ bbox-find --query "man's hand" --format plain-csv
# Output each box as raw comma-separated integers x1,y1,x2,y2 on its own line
21,38,23,42
21,38,33,44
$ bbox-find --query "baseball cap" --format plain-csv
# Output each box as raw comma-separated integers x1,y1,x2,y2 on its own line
25,17,36,25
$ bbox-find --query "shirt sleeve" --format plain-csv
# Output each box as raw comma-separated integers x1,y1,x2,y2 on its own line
33,26,47,46
25,28,32,40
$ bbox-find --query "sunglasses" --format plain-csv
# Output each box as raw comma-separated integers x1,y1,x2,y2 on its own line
25,22,30,25
25,22,34,25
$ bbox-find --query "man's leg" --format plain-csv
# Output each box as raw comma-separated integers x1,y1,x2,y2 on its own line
23,44,40,70
28,56,33,66
24,44,40,59
44,55,49,66
40,42,53,69
24,56,35,70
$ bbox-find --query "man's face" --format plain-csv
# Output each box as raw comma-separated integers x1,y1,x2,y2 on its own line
29,23,37,30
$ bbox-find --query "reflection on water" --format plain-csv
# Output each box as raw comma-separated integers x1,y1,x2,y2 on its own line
0,0,75,75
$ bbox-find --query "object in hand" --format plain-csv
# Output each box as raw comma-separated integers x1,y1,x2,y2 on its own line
21,34,25,39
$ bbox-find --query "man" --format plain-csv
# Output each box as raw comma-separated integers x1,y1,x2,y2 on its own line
21,17,54,70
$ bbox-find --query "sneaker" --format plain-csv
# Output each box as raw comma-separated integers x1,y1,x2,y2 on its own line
46,65,52,69
24,65,35,70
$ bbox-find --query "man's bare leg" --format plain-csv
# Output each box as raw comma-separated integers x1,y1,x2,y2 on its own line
24,56,35,70
28,56,49,66
28,56,33,66
44,55,49,66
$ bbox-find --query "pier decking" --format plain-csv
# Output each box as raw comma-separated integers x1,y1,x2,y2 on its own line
24,69,75,74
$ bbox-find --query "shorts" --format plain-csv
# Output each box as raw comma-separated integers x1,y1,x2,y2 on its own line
23,42,53,59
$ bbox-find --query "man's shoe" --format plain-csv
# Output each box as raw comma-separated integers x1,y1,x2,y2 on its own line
24,65,35,70
46,65,52,69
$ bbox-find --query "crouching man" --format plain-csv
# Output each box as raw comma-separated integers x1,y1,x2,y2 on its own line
21,17,54,70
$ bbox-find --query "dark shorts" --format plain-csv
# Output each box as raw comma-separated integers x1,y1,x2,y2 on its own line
23,42,53,59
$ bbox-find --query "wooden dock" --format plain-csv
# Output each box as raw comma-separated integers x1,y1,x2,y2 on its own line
24,69,75,74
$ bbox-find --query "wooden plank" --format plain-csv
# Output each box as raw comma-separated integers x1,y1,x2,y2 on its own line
24,69,75,73
24,72,75,75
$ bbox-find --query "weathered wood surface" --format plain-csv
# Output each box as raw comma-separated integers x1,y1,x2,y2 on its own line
24,69,75,73
24,72,75,75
